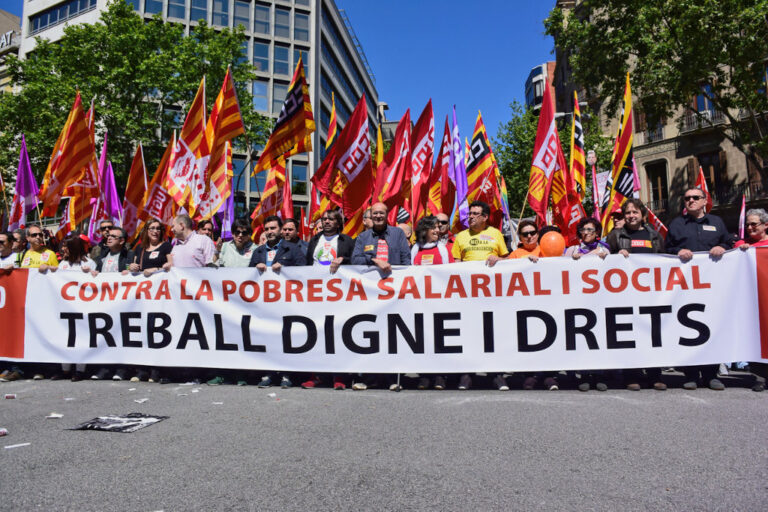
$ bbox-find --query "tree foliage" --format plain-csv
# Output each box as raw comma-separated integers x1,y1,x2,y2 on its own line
545,0,768,161
493,101,613,220
0,0,271,189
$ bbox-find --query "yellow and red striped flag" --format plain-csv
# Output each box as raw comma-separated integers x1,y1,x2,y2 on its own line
569,91,586,201
62,98,101,228
326,92,338,150
465,111,505,228
252,57,315,175
122,143,148,240
137,133,176,233
39,92,97,217
250,159,288,239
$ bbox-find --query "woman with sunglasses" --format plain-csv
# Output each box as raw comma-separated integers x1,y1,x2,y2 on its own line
564,218,609,260
508,220,542,261
126,219,173,277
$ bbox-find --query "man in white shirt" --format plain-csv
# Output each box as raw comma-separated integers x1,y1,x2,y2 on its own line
0,232,17,269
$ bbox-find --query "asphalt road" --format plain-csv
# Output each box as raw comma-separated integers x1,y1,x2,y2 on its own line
1,374,767,511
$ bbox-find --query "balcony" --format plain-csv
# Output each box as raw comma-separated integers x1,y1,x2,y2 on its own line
711,181,767,206
645,198,668,212
681,110,726,133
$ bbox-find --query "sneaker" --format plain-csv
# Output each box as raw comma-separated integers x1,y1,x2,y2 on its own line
71,372,85,382
752,383,765,392
458,374,471,390
130,376,140,383
389,383,402,391
280,376,292,388
236,380,248,386
653,381,667,391
578,382,590,392
257,376,272,388
493,375,509,391
352,382,367,391
523,376,538,390
626,383,641,391
333,377,346,390
683,381,697,390
708,378,725,391
595,382,608,392
148,369,161,383
417,377,430,390
112,369,128,381
433,376,446,390
1,370,22,382
0,369,9,380
207,376,226,386
544,377,559,391
50,373,68,381
158,378,172,385
92,368,111,380
33,373,45,380
134,370,149,382
301,379,319,389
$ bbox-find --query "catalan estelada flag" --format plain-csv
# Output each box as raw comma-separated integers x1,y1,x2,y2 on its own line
252,57,315,175
39,92,97,217
601,73,635,230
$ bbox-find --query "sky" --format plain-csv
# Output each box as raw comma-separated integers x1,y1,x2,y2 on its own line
4,0,556,141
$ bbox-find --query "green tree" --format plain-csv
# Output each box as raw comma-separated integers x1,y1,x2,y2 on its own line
493,101,612,220
0,0,271,190
545,0,768,164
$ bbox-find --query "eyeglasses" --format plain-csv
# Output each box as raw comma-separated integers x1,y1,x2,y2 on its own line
233,229,250,235
0,240,6,244
148,226,162,232
106,235,123,240
28,232,43,238
101,225,114,231
746,222,763,228
684,195,704,202
580,227,596,233
520,231,537,238
437,220,449,225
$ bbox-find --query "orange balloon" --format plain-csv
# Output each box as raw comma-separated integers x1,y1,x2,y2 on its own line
539,231,566,257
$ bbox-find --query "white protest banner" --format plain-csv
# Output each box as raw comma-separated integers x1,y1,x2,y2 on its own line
1,250,767,373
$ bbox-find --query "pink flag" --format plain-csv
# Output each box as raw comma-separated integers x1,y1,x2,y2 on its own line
738,193,746,240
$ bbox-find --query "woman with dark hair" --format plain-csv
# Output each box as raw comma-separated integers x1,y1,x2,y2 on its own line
564,217,609,259
126,218,173,277
411,215,453,265
507,219,541,260
607,198,667,391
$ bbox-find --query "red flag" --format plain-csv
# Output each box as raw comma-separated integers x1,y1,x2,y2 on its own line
299,207,311,241
137,133,176,231
122,144,148,240
250,160,287,238
527,82,562,225
281,168,294,220
465,111,506,228
336,96,373,237
410,100,435,225
695,166,713,213
569,92,587,201
427,116,453,216
373,109,411,213
647,208,668,239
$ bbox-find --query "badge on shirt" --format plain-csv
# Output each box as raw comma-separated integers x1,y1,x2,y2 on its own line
149,251,159,259
631,240,652,248
364,244,375,252
41,252,50,262
22,257,30,267
245,250,253,258
267,250,277,262
420,254,434,265
479,234,494,241
703,225,717,231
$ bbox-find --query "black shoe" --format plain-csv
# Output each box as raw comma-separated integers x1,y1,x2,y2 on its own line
71,372,85,382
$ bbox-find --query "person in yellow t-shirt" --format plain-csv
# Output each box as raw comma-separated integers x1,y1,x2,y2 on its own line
451,201,509,263
18,225,59,269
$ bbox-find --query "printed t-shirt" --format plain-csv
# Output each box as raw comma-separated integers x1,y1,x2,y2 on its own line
626,229,654,254
19,249,59,268
451,227,509,261
313,235,339,266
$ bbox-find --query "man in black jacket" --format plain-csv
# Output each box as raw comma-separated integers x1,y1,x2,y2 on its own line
305,209,354,273
93,227,131,273
249,216,305,270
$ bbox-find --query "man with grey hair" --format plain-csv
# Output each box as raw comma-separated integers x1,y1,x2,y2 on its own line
171,214,215,268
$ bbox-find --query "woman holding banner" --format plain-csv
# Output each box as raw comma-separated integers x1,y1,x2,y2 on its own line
608,198,667,391
564,218,609,259
735,209,768,249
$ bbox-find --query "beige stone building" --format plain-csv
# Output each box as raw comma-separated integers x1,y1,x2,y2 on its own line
0,10,21,94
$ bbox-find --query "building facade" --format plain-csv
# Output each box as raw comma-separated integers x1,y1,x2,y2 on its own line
524,61,555,112
550,0,767,228
0,10,21,94
19,0,378,217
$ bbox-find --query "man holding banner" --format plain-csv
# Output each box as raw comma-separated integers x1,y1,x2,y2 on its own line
351,202,411,274
666,186,732,390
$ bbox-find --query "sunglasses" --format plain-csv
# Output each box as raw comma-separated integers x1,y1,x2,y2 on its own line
437,220,449,225
580,228,596,233
106,234,123,240
28,232,43,238
101,225,114,231
520,231,537,237
233,229,250,235
684,195,704,202
746,222,763,228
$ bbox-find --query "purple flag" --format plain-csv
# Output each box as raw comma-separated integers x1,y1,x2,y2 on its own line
88,134,111,243
218,192,235,241
450,106,469,228
9,135,40,230
103,161,123,223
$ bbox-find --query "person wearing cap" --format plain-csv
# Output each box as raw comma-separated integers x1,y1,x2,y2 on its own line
666,186,732,391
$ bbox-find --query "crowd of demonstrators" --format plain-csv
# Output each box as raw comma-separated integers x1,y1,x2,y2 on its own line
3,191,768,393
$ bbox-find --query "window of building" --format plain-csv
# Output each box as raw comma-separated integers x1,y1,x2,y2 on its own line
236,41,248,65
294,48,309,77
145,0,163,15
253,79,268,112
294,12,309,42
645,161,668,211
30,0,98,35
232,156,248,192
254,3,270,34
275,7,290,38
272,82,288,114
273,44,290,76
190,0,207,22
212,0,229,26
253,41,269,71
697,152,726,196
292,163,308,196
167,0,186,19
695,83,715,114
250,172,268,196
125,0,140,11
234,0,250,29
295,0,310,6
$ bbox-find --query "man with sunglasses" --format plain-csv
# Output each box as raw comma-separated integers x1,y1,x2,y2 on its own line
666,186,732,391
217,218,255,267
435,213,454,251
89,220,114,260
0,232,17,269
452,201,509,264
18,225,58,269
93,227,130,273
